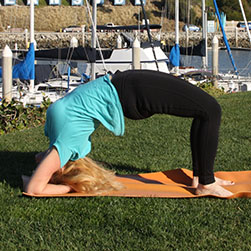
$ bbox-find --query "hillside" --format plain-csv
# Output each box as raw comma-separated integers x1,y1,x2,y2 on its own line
0,0,249,33
0,1,190,32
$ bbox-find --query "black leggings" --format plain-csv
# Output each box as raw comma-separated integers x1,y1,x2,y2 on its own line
111,70,221,185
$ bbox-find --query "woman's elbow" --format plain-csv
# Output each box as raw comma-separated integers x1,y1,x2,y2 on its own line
25,182,43,195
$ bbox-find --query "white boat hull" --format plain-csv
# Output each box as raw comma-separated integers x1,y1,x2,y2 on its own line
85,47,169,75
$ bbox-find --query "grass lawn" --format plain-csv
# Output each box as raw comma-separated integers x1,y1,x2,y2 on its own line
0,91,250,250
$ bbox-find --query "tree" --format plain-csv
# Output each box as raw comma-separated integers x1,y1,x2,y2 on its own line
215,0,251,20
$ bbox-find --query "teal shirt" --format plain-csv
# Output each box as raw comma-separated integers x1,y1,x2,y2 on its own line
44,74,124,168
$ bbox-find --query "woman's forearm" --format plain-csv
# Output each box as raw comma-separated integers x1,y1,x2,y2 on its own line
26,147,66,195
23,175,72,195
37,183,72,195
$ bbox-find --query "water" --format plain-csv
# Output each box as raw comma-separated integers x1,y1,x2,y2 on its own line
180,49,251,76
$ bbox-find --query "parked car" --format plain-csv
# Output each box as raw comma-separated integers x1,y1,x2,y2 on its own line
105,22,115,27
97,23,120,32
237,22,251,30
62,25,82,33
182,24,200,32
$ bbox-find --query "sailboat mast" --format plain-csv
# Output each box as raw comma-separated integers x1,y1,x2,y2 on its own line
30,0,35,92
202,0,208,69
174,0,179,74
238,0,251,44
175,0,179,46
91,0,97,80
213,0,238,73
187,0,190,25
140,0,159,71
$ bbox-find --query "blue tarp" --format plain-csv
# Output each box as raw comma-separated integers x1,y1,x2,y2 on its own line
13,43,35,80
0,43,35,80
169,43,180,67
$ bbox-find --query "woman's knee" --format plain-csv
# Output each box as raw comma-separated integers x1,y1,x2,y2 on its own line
207,98,221,122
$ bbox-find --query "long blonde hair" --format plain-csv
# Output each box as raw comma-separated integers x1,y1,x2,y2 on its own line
51,157,123,194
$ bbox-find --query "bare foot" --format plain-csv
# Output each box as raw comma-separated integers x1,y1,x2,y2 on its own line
195,182,233,197
192,176,234,188
215,176,234,186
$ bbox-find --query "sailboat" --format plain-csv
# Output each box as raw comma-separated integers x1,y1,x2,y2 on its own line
0,42,84,105
35,42,169,76
0,0,85,105
167,0,209,76
166,0,251,92
1,0,170,105
213,0,251,92
33,0,170,79
34,31,170,77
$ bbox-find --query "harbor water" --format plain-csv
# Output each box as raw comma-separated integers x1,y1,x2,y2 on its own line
179,49,251,76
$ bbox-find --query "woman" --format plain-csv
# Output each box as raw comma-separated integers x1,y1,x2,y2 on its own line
24,70,234,197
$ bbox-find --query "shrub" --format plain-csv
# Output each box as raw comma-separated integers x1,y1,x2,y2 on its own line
197,81,225,97
0,98,51,135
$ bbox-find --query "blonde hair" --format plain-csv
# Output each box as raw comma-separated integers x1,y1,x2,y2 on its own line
51,157,123,194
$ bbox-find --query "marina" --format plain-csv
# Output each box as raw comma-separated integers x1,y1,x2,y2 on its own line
0,0,251,105
0,40,251,105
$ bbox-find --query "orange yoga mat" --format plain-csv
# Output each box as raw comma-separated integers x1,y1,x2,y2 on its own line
23,168,251,199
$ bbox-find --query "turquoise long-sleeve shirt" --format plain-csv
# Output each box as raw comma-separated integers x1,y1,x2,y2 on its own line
44,74,124,168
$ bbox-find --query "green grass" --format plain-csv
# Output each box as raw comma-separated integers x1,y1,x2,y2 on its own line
0,91,251,250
